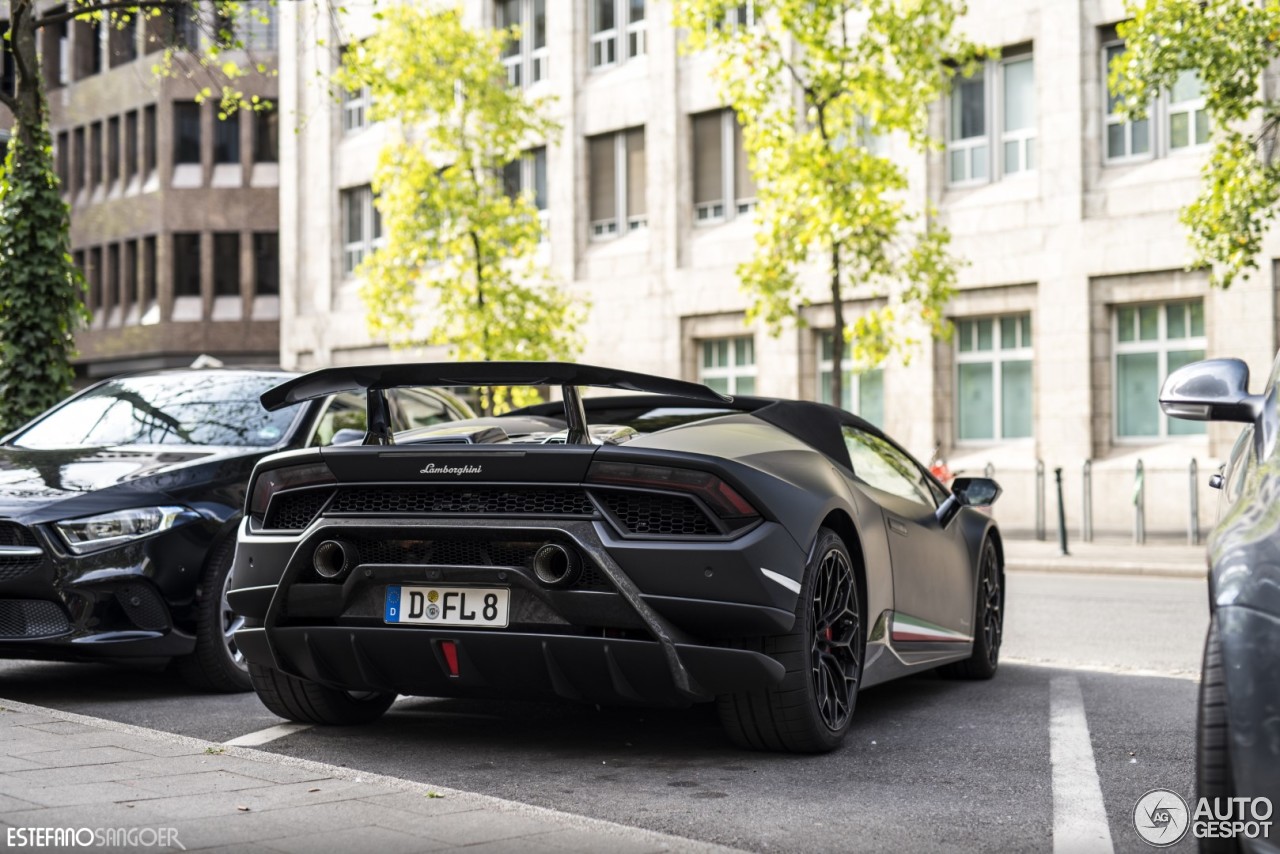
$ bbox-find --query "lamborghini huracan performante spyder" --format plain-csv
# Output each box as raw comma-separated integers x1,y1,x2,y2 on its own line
229,363,1005,753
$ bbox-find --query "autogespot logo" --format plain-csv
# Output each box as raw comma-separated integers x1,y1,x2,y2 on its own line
419,463,483,476
1133,789,1190,847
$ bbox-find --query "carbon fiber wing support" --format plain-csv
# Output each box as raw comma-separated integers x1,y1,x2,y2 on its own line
261,361,732,446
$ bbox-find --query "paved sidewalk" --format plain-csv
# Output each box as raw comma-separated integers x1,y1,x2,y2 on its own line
1003,537,1207,578
0,698,740,854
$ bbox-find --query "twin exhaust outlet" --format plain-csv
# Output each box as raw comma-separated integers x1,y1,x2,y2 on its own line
311,539,582,589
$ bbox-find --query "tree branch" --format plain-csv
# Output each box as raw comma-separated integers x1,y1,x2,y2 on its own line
36,1,181,30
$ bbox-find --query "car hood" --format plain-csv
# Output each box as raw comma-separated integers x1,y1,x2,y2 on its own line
0,444,258,524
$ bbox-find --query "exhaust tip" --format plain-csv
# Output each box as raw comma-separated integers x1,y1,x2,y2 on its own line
313,539,356,580
532,543,582,589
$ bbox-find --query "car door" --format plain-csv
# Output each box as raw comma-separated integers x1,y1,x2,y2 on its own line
841,426,974,637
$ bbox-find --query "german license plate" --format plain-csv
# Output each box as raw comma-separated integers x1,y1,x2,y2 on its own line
384,585,510,628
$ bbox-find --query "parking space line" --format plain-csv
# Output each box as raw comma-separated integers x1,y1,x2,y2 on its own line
222,722,312,746
1050,676,1115,854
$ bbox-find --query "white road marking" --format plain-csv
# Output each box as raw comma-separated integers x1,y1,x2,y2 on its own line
222,722,312,746
1006,657,1199,682
1050,676,1115,854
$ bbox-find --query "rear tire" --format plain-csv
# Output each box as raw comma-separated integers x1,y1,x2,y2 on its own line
940,537,1002,680
178,537,252,693
1197,615,1239,854
717,527,864,753
248,663,396,725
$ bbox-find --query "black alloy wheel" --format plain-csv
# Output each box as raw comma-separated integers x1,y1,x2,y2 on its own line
810,545,862,733
941,538,1002,680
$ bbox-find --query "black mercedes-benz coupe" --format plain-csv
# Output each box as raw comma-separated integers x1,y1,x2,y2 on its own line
1161,354,1280,848
0,367,472,692
230,362,1005,752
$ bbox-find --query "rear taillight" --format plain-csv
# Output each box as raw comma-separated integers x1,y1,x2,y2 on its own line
249,462,336,518
586,461,759,521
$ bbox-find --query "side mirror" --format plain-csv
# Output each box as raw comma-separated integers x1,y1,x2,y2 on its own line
330,428,366,446
936,476,1002,527
1159,358,1263,424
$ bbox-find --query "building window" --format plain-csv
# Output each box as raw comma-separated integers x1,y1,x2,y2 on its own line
496,0,547,87
87,247,102,312
173,101,201,165
253,108,278,163
72,127,85,194
105,243,119,314
1102,40,1150,162
341,185,382,276
253,232,279,296
588,127,646,238
109,14,137,66
947,50,1036,185
212,233,240,297
124,111,138,182
142,236,157,308
1167,70,1208,151
699,336,756,395
503,146,548,233
173,232,201,297
1103,37,1209,163
692,109,755,224
122,240,137,315
1114,300,1206,438
955,314,1033,442
1,22,15,97
818,332,884,425
213,112,239,164
56,131,70,190
143,105,157,173
239,1,277,51
106,116,120,185
591,0,645,69
341,46,373,133
88,121,103,188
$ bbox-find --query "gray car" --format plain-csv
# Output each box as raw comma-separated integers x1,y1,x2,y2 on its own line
1160,353,1280,854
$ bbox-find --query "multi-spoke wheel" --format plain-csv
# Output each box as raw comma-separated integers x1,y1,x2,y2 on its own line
941,537,1003,680
718,527,864,753
178,536,253,692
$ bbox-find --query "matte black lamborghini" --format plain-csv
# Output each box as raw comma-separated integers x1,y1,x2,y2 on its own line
229,362,1005,752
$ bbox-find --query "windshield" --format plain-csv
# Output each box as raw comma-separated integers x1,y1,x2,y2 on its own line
10,373,298,449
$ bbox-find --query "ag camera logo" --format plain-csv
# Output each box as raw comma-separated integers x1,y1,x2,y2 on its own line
1134,789,1190,847
1133,789,1274,847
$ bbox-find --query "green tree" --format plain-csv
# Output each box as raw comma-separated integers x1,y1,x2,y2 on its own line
0,0,275,434
338,5,580,415
1111,1,1280,288
671,0,984,406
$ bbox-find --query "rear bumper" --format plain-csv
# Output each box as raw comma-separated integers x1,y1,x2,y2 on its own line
235,625,785,706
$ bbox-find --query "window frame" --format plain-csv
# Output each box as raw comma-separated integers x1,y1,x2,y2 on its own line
692,108,755,225
1102,38,1209,165
1166,70,1209,153
503,146,549,237
589,127,646,240
1112,300,1208,442
946,51,1038,187
340,185,382,278
697,336,756,396
1101,38,1154,165
953,313,1034,445
340,45,373,134
590,0,645,71
496,0,548,88
816,330,884,423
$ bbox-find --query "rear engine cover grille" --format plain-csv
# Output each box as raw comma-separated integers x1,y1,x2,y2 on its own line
0,600,71,638
328,487,595,517
595,491,719,536
266,490,334,530
0,523,43,580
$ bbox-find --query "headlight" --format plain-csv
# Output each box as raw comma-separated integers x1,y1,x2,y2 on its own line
54,506,200,555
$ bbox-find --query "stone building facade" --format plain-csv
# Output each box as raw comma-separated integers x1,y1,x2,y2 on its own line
287,1,1280,537
0,1,281,378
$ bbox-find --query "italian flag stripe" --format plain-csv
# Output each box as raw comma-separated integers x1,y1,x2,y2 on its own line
891,612,971,643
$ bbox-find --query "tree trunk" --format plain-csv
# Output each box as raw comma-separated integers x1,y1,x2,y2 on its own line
829,244,845,409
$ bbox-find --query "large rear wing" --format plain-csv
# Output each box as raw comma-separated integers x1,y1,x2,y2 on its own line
260,361,732,446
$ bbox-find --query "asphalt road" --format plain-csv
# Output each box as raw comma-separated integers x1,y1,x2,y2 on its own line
0,571,1208,853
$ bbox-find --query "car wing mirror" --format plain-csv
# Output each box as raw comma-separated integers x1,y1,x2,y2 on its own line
330,428,366,446
1159,358,1263,424
936,476,1002,528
